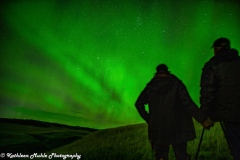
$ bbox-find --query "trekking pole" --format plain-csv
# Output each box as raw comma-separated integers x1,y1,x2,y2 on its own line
220,122,232,152
220,122,227,139
152,146,155,160
195,128,205,160
150,139,155,160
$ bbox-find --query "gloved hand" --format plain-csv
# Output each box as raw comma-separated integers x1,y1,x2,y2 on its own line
201,117,214,130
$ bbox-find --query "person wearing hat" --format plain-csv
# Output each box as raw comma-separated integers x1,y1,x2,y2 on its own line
200,37,240,159
135,64,208,160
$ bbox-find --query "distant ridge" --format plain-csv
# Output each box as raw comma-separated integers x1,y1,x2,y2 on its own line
0,118,98,153
0,118,98,132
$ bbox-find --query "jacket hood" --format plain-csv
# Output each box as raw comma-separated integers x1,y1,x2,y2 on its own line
147,75,175,94
214,48,239,61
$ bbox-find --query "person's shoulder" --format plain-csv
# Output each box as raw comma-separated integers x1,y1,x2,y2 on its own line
202,57,217,70
230,48,239,54
170,74,177,78
169,74,182,84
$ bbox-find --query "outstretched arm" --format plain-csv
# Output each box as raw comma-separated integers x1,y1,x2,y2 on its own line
178,81,207,123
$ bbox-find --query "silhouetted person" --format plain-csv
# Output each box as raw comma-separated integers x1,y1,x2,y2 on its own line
200,37,240,160
135,64,207,160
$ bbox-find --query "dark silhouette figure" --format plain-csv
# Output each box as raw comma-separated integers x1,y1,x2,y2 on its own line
200,37,240,160
135,64,207,160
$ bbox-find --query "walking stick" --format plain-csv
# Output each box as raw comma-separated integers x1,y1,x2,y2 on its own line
220,122,227,139
195,128,205,160
220,122,232,152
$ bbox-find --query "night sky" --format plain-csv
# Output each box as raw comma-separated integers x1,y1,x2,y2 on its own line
0,0,240,129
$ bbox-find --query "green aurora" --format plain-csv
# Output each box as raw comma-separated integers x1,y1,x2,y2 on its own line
0,0,240,129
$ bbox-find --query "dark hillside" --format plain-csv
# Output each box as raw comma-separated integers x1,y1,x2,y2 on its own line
0,118,97,154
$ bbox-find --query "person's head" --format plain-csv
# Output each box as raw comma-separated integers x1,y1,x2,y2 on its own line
156,64,170,74
211,37,231,55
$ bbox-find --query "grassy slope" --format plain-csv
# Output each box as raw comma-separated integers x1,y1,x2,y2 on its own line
0,118,97,154
52,120,233,160
0,118,233,160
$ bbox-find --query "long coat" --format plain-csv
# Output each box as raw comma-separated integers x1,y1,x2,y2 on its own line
135,74,206,145
200,48,240,122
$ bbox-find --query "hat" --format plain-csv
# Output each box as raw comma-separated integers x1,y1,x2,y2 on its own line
156,64,168,72
211,37,230,48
